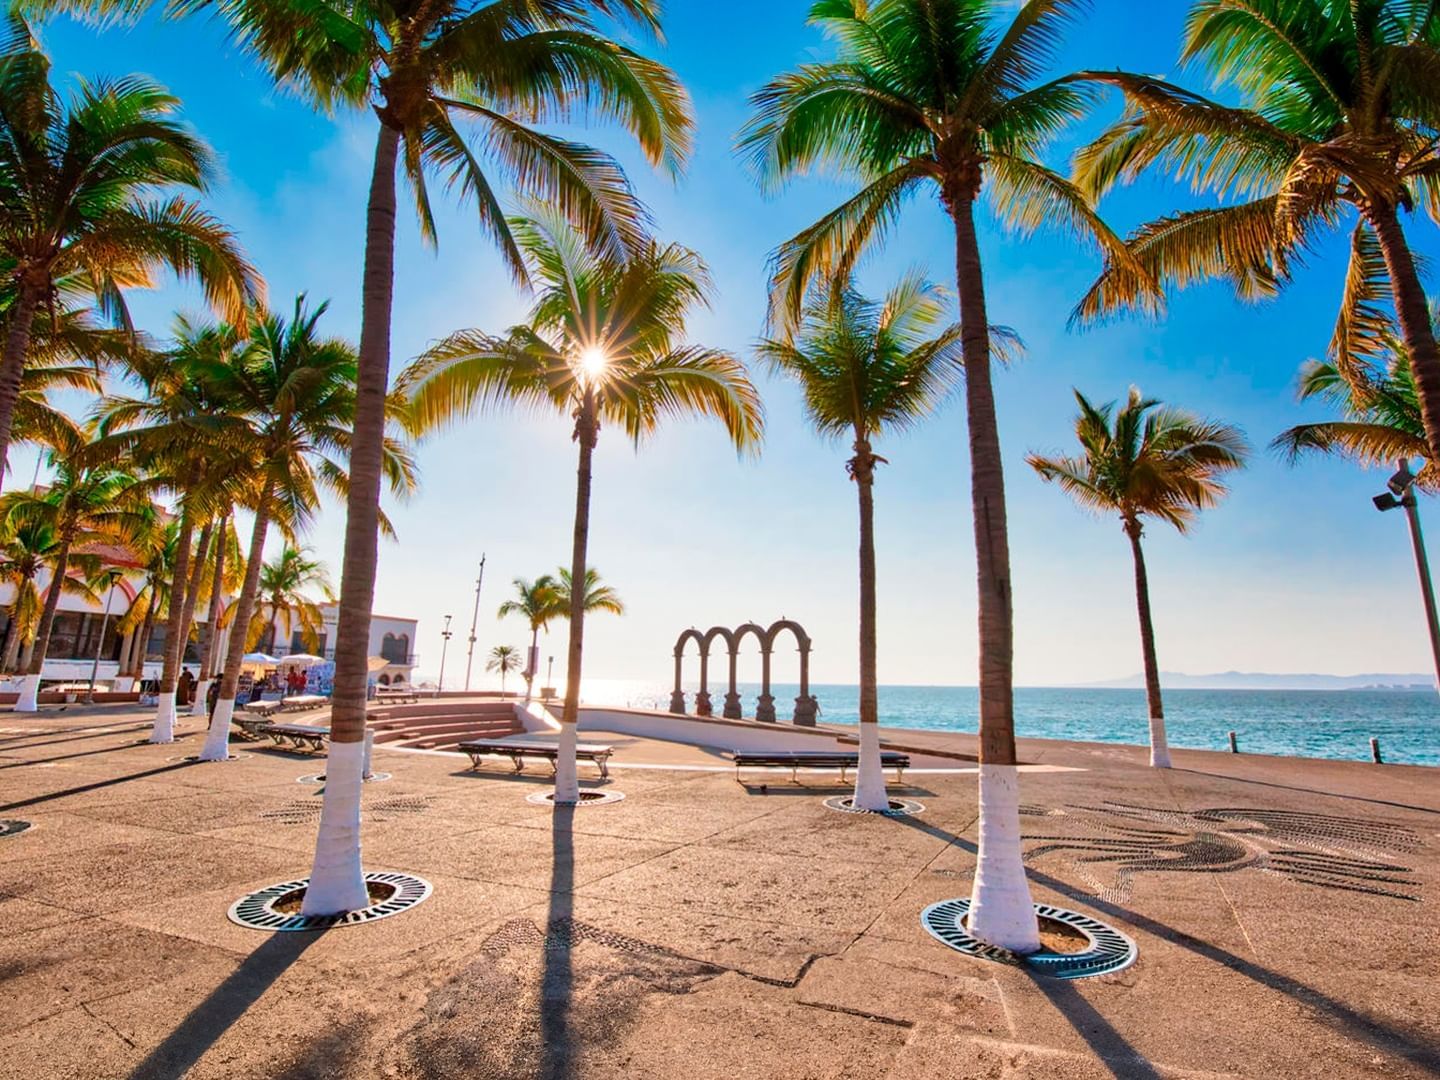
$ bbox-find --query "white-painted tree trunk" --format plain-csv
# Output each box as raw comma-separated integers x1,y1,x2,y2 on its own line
852,721,889,811
301,739,369,915
198,696,233,760
190,679,212,716
553,720,579,803
1148,716,1172,769
362,729,374,780
968,763,1040,953
13,674,39,713
147,691,176,744
113,676,135,693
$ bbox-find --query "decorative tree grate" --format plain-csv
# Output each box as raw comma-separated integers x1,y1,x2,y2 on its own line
823,795,924,817
296,772,392,785
228,871,432,931
0,819,32,838
921,898,1137,979
525,788,625,807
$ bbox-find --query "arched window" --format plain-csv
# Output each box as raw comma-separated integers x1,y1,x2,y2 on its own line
380,632,409,663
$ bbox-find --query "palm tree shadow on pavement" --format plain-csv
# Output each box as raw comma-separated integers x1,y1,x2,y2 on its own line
127,929,326,1080
890,815,1440,1074
541,804,575,1080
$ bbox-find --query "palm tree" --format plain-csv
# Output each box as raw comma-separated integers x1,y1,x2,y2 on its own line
192,296,415,765
113,519,178,691
192,514,243,714
486,644,521,694
0,517,79,673
1028,389,1248,768
1273,313,1438,484
250,545,333,655
188,0,692,917
497,574,562,704
551,568,625,622
738,0,1147,951
95,315,258,743
0,422,153,710
1073,1,1440,461
0,18,260,478
759,274,962,809
402,212,762,803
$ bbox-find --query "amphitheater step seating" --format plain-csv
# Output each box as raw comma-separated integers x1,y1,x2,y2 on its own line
367,698,524,752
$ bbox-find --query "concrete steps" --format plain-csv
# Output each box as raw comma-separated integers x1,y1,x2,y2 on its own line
367,698,524,751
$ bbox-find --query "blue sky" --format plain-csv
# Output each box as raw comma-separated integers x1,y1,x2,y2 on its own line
15,1,1440,687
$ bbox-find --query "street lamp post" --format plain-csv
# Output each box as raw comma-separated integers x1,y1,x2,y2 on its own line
463,555,486,691
85,573,120,704
545,655,554,699
1373,458,1440,693
436,614,454,697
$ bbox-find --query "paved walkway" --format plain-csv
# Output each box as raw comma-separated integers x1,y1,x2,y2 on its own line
0,705,1436,1079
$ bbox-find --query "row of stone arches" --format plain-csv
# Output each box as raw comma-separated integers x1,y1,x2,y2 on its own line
669,620,819,725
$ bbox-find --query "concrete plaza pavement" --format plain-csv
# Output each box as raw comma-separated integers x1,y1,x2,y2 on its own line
0,703,1436,1079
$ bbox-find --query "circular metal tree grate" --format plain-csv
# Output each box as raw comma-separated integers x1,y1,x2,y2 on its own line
823,795,925,817
921,898,1136,980
0,819,32,838
296,772,392,785
526,788,625,807
228,871,432,931
170,753,248,763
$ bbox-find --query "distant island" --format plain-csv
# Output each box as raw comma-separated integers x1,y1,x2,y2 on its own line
1077,671,1436,691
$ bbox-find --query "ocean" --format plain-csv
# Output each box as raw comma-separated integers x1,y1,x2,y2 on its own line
579,680,1440,767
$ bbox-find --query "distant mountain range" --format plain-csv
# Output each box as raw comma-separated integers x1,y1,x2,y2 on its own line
1079,671,1436,691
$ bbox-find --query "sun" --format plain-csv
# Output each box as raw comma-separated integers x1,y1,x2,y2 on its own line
578,345,609,380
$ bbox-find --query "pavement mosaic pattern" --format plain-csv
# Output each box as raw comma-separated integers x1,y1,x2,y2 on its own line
0,703,1437,1079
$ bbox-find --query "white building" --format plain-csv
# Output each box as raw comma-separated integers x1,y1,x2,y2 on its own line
313,604,417,687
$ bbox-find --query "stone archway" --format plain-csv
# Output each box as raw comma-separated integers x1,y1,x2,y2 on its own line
766,619,818,726
669,619,816,725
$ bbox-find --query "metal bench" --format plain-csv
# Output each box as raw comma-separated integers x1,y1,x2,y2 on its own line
374,688,420,704
258,723,330,753
233,716,272,741
243,699,284,718
729,750,910,784
458,738,614,779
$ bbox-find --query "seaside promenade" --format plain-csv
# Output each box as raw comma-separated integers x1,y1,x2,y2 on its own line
1,702,1436,1079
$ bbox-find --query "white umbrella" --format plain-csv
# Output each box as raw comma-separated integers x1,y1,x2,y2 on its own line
242,652,279,665
279,653,324,668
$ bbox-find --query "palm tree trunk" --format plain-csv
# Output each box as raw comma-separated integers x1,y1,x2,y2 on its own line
200,491,272,760
192,515,228,715
525,624,540,703
852,442,888,811
0,276,45,481
556,388,598,804
130,596,157,682
948,183,1038,953
1125,518,1171,768
1368,202,1440,463
0,602,16,675
148,508,196,743
302,121,402,917
175,521,213,699
17,535,72,712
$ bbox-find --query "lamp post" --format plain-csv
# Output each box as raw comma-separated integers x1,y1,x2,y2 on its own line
545,655,554,699
436,614,453,697
85,572,120,704
1373,458,1440,693
463,555,486,691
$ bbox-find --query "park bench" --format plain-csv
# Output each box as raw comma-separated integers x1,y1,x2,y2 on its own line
233,716,272,741
258,723,330,753
458,738,615,779
280,694,328,712
243,698,284,717
375,687,420,704
729,750,910,785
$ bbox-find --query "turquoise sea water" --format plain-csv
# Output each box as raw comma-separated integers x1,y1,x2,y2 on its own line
605,682,1440,767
